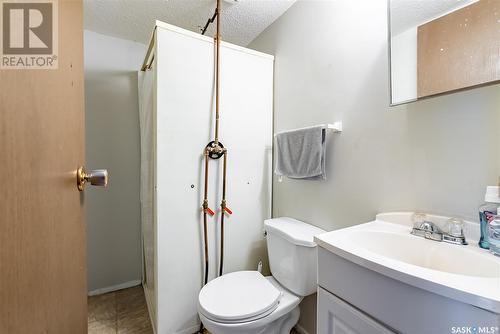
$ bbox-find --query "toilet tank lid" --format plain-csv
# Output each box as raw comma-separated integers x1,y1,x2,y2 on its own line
264,217,326,247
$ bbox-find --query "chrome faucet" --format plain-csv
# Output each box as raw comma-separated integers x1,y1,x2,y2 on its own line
411,218,467,245
411,221,442,241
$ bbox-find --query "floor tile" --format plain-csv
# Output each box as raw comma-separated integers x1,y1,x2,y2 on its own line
116,286,153,334
88,292,117,334
88,292,116,322
88,285,153,334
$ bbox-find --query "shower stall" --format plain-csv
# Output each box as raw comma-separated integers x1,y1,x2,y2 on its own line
138,21,274,333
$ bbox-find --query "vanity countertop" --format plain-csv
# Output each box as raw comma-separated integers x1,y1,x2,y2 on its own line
314,212,500,314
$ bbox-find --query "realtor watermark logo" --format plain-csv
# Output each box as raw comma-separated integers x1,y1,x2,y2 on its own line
451,326,499,333
0,0,58,69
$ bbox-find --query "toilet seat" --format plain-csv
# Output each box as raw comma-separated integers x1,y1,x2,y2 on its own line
198,271,282,323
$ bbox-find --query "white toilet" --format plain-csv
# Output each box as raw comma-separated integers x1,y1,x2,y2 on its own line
198,217,325,334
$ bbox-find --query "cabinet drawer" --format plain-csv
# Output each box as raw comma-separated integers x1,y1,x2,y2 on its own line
317,287,394,334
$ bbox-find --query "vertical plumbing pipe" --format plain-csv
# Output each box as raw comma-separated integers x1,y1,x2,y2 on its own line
219,150,227,276
199,1,225,331
200,156,208,334
214,0,221,145
202,149,210,285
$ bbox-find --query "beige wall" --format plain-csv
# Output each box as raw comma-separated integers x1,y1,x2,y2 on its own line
249,0,500,332
84,30,146,293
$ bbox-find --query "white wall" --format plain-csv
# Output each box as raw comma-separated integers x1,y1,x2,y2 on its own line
249,1,500,333
84,30,146,293
154,23,273,333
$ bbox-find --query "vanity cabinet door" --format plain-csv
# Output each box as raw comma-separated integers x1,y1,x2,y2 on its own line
317,287,394,334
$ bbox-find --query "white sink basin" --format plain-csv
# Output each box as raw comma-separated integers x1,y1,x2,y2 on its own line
314,212,500,313
352,230,500,278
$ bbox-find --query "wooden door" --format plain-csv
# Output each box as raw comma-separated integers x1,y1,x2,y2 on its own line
0,0,86,333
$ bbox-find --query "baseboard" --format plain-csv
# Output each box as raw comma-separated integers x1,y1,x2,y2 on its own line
295,323,311,334
87,279,142,296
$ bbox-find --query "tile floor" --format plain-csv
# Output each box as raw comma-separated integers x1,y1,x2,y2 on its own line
88,285,153,334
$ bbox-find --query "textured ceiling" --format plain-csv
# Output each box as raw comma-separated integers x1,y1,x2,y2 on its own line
391,0,476,35
84,0,296,46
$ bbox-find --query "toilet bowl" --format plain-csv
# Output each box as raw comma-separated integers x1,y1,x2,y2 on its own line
198,272,301,334
198,217,325,334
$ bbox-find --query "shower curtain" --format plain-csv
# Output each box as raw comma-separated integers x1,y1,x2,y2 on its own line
138,69,156,323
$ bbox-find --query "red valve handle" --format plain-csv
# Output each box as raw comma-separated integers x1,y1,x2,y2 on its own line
224,207,233,215
206,207,215,216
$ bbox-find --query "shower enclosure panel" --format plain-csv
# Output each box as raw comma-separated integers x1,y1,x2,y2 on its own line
140,21,274,334
138,59,157,329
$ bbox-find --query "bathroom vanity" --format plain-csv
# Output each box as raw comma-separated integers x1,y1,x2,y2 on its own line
315,212,500,334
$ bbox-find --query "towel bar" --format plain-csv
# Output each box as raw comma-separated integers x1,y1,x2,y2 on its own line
274,122,342,137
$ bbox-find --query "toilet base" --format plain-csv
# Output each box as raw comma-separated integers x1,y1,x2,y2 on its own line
200,306,300,334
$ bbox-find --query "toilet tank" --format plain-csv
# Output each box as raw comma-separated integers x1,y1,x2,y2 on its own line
264,217,326,296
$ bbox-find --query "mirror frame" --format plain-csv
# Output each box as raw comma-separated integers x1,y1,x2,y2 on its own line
387,0,418,107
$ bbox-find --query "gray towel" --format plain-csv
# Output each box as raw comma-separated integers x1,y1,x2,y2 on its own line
275,125,326,180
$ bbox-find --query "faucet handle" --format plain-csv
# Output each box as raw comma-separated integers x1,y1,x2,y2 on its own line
444,218,468,245
411,218,443,241
446,218,465,237
419,221,442,234
412,213,428,229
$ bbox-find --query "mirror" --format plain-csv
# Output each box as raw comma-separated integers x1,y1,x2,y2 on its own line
389,0,500,105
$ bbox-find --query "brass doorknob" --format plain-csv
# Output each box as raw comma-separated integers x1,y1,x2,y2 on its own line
77,167,108,191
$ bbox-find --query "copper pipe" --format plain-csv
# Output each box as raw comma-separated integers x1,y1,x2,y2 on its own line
219,150,227,276
214,0,221,145
199,2,223,332
202,149,210,285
